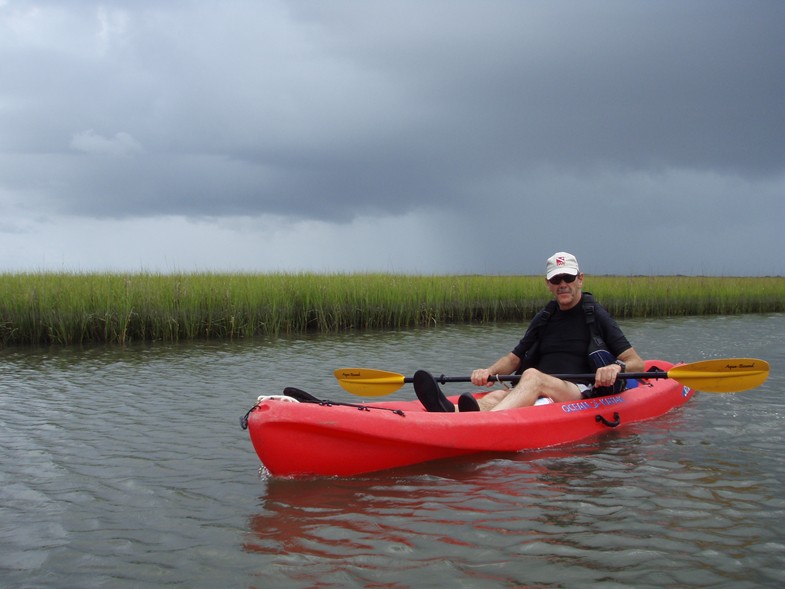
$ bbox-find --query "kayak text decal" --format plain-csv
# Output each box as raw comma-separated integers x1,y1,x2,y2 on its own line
561,395,625,413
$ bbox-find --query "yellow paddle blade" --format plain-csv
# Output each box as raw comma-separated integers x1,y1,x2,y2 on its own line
669,358,769,393
333,368,407,397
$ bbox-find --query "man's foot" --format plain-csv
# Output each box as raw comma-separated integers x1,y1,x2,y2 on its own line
458,393,480,412
283,387,321,403
413,370,455,412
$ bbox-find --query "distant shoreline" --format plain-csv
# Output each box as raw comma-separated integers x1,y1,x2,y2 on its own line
1,273,783,346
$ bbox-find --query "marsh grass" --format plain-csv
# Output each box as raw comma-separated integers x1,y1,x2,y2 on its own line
1,272,782,345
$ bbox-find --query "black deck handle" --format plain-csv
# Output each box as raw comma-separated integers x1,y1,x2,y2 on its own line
595,412,621,428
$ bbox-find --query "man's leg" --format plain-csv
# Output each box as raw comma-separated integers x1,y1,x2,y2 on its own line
489,369,583,411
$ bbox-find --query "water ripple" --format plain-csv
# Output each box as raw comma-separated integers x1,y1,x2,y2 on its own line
1,314,784,588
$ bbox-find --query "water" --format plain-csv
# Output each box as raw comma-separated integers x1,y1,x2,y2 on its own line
1,314,784,588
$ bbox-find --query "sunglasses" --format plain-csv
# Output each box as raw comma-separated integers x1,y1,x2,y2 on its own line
548,273,578,285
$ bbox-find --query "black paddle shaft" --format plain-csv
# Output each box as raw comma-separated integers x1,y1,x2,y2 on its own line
405,372,667,385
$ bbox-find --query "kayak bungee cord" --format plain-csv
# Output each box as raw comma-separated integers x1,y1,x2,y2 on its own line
240,387,406,430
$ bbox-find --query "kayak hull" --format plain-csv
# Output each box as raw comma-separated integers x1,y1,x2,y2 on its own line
246,360,694,477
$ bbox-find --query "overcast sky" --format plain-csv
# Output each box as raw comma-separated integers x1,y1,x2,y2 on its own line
1,0,783,276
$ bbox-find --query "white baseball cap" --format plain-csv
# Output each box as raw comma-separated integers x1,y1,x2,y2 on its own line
545,252,580,280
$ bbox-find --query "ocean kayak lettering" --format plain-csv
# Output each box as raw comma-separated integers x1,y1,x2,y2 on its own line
561,395,625,413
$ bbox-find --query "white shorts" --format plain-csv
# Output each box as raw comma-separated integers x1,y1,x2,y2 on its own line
535,384,592,405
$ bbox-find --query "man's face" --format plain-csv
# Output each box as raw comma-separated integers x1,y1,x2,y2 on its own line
546,272,583,310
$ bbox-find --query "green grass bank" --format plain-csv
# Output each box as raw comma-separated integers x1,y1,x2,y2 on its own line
1,273,783,346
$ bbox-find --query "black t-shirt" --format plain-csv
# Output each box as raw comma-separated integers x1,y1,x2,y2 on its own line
512,295,631,381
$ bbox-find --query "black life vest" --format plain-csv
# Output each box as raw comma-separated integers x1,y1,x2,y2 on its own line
518,292,624,396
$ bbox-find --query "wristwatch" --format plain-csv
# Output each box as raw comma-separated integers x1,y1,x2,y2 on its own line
613,359,626,372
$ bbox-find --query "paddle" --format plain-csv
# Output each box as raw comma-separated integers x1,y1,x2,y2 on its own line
334,358,769,397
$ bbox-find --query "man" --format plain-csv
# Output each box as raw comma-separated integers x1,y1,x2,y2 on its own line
413,252,645,412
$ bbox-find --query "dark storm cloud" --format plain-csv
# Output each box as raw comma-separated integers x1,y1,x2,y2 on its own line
305,0,785,174
1,0,782,224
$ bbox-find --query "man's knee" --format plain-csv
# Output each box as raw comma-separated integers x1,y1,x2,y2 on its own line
519,368,544,386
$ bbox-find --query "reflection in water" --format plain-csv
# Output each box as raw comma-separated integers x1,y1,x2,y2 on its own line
245,436,638,557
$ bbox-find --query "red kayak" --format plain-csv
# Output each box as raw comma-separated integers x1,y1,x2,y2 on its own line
243,360,696,477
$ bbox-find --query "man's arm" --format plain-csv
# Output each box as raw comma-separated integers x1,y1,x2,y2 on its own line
471,352,522,385
617,347,645,373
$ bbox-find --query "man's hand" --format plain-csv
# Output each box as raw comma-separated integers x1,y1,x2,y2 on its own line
594,363,623,387
471,368,493,386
